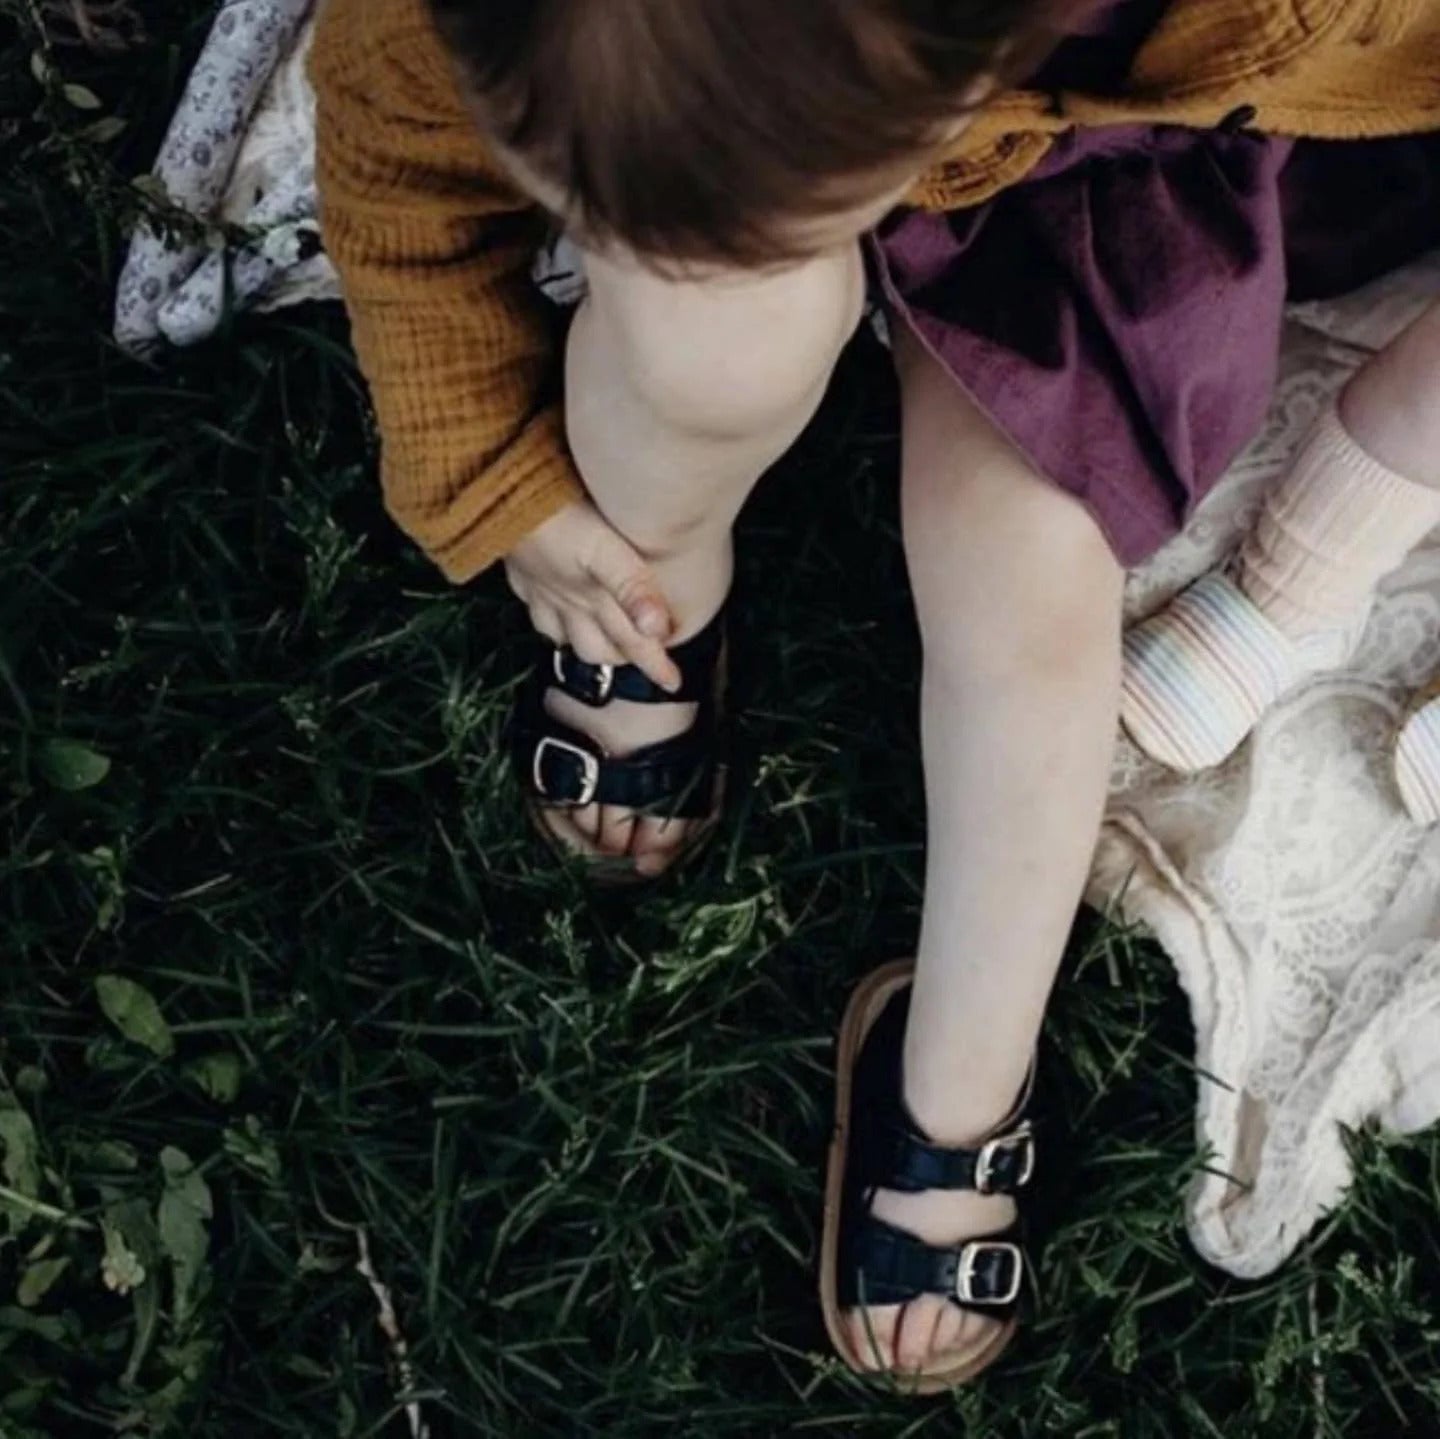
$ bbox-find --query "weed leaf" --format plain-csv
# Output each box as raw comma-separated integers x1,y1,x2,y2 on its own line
0,1100,40,1200
37,738,111,791
16,1257,69,1309
157,1148,211,1329
95,976,173,1059
185,1052,242,1104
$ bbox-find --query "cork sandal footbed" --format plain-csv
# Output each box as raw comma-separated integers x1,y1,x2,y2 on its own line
818,959,1019,1394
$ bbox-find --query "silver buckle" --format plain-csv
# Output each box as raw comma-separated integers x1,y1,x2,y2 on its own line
532,736,600,807
955,1241,1023,1307
552,651,614,705
974,1122,1034,1195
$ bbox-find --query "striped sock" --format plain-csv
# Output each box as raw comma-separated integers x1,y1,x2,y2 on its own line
1121,572,1305,773
1121,401,1440,775
1395,688,1440,825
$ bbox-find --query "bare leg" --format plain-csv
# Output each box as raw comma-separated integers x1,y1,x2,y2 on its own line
846,331,1124,1373
1340,298,1440,487
546,243,864,873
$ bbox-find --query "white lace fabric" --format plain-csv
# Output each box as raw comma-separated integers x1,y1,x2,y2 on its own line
114,5,1440,1280
1097,253,1440,1277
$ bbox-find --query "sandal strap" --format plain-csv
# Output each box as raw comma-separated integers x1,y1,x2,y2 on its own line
514,712,717,819
840,1214,1027,1315
547,611,724,708
869,1118,1037,1196
851,980,1038,1196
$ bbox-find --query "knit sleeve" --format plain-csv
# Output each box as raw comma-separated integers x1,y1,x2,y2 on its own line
310,0,583,583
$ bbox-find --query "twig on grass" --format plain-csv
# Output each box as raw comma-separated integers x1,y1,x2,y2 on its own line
354,1226,431,1439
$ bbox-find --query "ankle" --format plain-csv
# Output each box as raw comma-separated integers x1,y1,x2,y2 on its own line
901,1043,1030,1149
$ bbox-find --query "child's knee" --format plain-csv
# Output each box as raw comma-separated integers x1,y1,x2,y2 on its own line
581,243,864,439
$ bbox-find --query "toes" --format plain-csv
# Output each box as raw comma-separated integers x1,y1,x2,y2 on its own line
631,814,687,877
953,1309,999,1360
894,1296,944,1373
847,1306,901,1372
927,1309,1000,1373
571,802,602,846
595,805,637,859
539,807,593,857
929,1305,967,1363
845,1300,996,1379
539,806,620,865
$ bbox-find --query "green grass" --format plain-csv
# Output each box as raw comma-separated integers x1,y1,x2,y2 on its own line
4,4,1440,1435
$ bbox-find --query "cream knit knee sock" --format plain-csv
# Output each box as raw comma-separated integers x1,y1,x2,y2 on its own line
1122,401,1440,774
1237,403,1440,637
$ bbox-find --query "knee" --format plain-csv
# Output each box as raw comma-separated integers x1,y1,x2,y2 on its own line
584,244,865,439
899,371,1124,679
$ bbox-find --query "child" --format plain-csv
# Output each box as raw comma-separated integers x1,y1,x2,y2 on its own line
310,0,1440,1389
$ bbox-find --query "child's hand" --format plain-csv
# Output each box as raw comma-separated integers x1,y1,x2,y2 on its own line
504,500,682,692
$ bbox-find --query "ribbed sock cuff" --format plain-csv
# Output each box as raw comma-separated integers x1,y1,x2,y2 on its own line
1238,402,1440,635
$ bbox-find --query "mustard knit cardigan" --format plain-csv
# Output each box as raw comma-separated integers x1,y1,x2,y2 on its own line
310,0,1440,582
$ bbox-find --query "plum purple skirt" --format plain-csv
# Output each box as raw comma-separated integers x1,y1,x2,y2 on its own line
871,126,1440,566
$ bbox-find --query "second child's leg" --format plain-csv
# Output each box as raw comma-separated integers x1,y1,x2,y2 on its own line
845,331,1124,1373
1339,298,1440,489
1122,299,1440,775
545,244,865,873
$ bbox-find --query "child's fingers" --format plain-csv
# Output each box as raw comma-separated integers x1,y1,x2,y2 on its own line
562,612,626,667
586,533,674,642
631,813,687,877
595,595,682,692
528,599,566,647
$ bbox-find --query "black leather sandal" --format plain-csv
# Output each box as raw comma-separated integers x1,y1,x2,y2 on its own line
511,609,726,882
820,959,1037,1391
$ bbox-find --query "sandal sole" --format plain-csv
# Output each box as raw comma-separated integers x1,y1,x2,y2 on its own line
819,959,1020,1394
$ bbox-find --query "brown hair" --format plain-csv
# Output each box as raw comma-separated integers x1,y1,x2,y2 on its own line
429,0,1066,267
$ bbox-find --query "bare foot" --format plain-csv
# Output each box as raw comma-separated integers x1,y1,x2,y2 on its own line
536,616,722,877
538,685,704,876
844,1053,1024,1377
